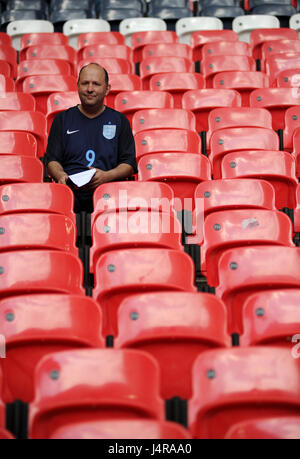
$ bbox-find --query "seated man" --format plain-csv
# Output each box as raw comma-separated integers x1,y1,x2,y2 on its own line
46,63,137,213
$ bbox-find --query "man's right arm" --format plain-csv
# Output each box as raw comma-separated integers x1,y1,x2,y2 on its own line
47,161,69,185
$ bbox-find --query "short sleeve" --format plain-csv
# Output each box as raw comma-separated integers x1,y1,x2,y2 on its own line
45,113,64,165
118,113,138,174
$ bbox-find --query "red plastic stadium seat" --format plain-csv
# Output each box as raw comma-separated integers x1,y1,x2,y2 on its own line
202,209,294,287
225,417,300,439
265,53,300,86
20,33,69,61
114,91,174,126
135,128,201,161
275,69,300,89
0,111,47,157
0,32,12,47
93,248,196,337
250,88,300,131
131,30,178,64
189,347,300,439
78,58,133,75
0,183,76,225
292,128,300,177
105,73,142,109
207,107,272,152
115,291,231,399
0,250,84,299
216,246,300,335
0,294,104,403
201,55,256,88
240,289,300,348
46,91,81,134
0,61,12,77
22,75,78,115
0,75,15,91
0,213,78,255
16,59,72,92
142,43,193,61
221,150,297,209
132,108,196,135
210,127,279,179
149,73,205,108
77,32,125,60
23,45,77,76
0,132,37,157
212,71,270,106
140,56,194,90
283,106,300,152
0,93,35,112
202,41,251,60
191,30,239,61
92,181,175,231
49,419,191,439
81,44,134,68
90,209,183,272
0,156,44,185
261,40,300,72
138,153,211,211
29,349,165,439
250,28,298,60
182,89,241,133
0,46,17,79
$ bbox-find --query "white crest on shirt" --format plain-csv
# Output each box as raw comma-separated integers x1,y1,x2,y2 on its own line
103,124,116,140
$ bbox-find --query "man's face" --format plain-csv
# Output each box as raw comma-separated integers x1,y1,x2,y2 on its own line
77,65,110,110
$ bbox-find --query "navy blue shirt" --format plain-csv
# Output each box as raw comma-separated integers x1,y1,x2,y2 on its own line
46,105,138,176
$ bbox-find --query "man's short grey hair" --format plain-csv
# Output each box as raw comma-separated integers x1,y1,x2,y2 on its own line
77,63,109,85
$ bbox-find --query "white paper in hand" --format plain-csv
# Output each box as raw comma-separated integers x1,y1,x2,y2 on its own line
68,168,97,188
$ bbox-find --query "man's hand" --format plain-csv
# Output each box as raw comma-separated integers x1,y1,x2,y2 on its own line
85,168,109,190
57,172,69,185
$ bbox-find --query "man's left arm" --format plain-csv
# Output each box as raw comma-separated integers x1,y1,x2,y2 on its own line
87,163,134,190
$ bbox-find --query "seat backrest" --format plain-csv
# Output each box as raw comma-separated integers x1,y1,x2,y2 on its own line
0,155,44,185
191,30,238,61
0,92,35,112
175,17,223,44
16,59,72,91
20,32,69,60
6,20,54,50
131,30,177,63
63,18,110,49
139,56,194,90
250,27,298,59
232,14,280,43
225,416,300,439
132,108,196,135
77,32,125,57
202,55,256,88
261,39,300,71
77,57,132,75
119,17,167,46
0,131,37,157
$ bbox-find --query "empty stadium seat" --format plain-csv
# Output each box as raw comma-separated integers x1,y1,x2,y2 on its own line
275,69,300,89
216,245,300,334
0,111,47,157
261,39,300,72
0,61,12,77
0,75,15,91
29,349,164,439
232,14,280,43
78,57,132,75
0,32,12,47
182,89,242,133
22,75,78,114
49,419,192,439
16,59,72,92
131,30,178,64
191,30,238,61
202,55,256,88
19,32,69,61
212,71,270,106
202,41,252,61
77,32,125,59
221,150,297,209
135,128,201,161
23,44,77,76
225,416,300,439
0,182,75,225
0,213,77,255
175,17,223,45
189,347,300,438
0,131,37,157
119,17,167,46
138,153,211,211
6,19,54,50
132,108,196,135
250,27,298,60
0,92,35,112
239,289,300,348
149,73,205,109
115,291,231,399
142,42,192,62
63,18,110,49
0,249,85,299
202,209,294,287
0,156,44,185
283,106,300,152
90,209,183,272
80,44,133,66
210,127,279,179
114,91,174,126
139,56,194,90
0,294,104,402
265,53,300,86
105,73,142,109
46,91,80,134
93,248,196,337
